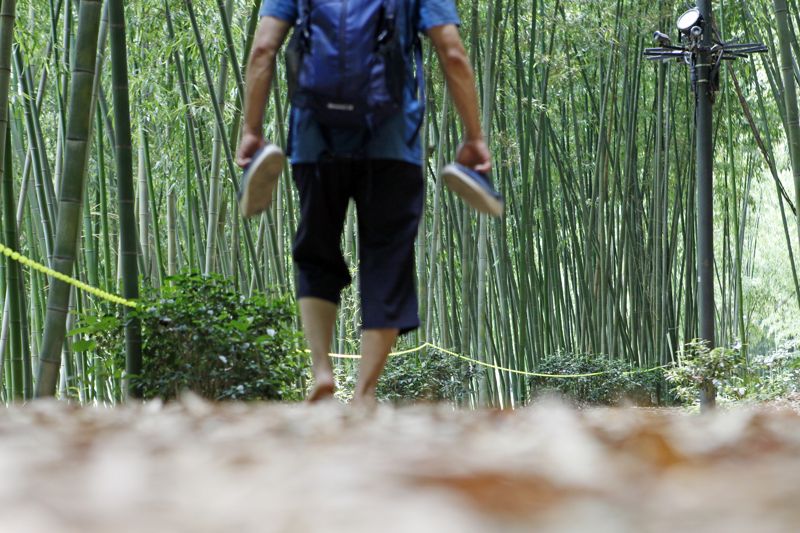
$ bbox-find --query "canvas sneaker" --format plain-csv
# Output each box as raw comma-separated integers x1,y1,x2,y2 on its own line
440,163,504,217
238,144,286,218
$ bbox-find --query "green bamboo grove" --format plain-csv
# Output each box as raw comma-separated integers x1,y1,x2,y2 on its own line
0,0,798,405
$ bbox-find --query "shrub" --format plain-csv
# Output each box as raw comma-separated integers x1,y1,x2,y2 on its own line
69,313,126,398
528,352,664,406
376,347,475,404
79,273,307,402
718,341,800,402
666,340,739,405
331,347,474,404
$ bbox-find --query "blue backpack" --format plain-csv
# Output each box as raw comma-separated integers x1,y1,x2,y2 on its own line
286,0,423,146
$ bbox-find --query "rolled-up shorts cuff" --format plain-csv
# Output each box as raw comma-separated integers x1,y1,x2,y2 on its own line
361,319,420,336
296,285,343,306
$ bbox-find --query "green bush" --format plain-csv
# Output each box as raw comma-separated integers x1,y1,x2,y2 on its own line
528,352,664,406
747,342,800,399
331,347,474,404
666,340,740,405
377,348,475,404
717,341,800,402
69,313,126,398
79,273,307,401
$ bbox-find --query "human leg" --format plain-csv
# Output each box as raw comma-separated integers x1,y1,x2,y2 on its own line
292,163,352,401
354,328,399,405
300,297,338,402
354,160,425,334
351,160,424,404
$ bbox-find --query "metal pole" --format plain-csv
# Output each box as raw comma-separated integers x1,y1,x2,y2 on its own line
645,3,765,411
695,0,716,410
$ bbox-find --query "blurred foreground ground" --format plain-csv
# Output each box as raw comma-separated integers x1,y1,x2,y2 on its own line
0,398,798,533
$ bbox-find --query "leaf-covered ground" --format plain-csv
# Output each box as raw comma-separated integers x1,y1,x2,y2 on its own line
0,398,798,532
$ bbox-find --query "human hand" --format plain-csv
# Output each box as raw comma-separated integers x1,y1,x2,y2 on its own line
236,130,266,168
455,138,492,174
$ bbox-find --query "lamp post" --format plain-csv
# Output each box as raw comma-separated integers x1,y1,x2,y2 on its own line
695,1,717,410
644,3,766,411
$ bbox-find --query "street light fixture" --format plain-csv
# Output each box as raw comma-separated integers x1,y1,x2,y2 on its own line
644,8,767,73
677,8,703,34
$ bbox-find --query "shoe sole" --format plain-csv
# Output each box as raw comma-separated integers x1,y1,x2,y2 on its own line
441,164,504,217
239,146,285,218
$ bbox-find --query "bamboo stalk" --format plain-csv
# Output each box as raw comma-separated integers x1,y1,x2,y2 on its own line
2,128,24,400
184,0,263,290
774,0,800,256
203,0,233,275
167,185,177,276
36,0,104,397
108,0,141,400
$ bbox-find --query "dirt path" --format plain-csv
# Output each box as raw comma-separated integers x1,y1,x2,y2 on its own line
0,398,798,532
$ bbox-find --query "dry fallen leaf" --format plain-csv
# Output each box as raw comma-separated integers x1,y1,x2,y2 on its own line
0,399,797,532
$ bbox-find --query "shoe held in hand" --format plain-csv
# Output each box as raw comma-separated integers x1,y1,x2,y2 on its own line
440,163,504,217
238,144,285,218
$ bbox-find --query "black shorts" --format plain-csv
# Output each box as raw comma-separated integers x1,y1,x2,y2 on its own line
292,159,424,334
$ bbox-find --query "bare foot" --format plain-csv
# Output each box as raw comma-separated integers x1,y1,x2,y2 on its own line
352,387,378,411
307,379,335,403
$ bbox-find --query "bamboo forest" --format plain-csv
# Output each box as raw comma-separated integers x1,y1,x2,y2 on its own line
0,0,799,530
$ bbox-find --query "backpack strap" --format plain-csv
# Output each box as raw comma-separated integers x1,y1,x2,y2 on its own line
286,0,312,158
406,33,425,147
403,0,424,147
298,0,310,23
297,0,311,46
379,0,396,42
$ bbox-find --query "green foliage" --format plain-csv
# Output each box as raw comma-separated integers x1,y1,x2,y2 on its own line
376,348,475,404
666,340,800,405
528,353,664,406
79,274,307,401
70,314,123,359
69,313,126,396
332,348,474,405
132,273,306,401
718,341,800,402
666,340,740,405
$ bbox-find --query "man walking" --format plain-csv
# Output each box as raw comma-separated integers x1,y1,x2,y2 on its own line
236,0,498,405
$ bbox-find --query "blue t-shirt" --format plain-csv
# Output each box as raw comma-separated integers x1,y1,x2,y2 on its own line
259,0,460,165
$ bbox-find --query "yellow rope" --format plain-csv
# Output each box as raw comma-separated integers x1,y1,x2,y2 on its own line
0,242,137,308
308,344,428,360
328,341,671,379
1,242,671,379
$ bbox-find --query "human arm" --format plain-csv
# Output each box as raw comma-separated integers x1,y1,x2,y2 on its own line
236,16,292,168
427,24,491,173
